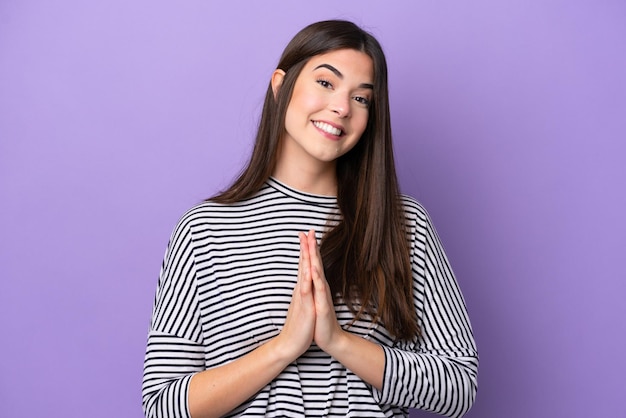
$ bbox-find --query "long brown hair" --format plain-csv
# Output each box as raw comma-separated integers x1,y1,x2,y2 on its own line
212,20,419,340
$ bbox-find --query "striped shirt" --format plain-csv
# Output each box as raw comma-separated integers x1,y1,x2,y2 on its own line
142,178,478,417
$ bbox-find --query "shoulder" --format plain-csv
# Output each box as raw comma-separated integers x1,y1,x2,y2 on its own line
176,184,279,226
171,200,225,233
169,183,293,239
398,194,431,226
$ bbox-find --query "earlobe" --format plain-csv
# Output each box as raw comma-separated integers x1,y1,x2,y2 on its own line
271,69,286,100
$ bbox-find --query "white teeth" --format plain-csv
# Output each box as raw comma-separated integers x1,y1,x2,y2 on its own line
313,121,342,136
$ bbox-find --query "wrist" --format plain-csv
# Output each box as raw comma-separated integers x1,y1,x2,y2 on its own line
268,334,302,365
321,328,350,358
321,330,386,390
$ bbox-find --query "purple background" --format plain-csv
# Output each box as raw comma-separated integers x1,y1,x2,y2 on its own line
1,1,625,417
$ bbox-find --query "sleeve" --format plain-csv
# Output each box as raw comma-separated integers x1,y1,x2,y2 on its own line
372,204,478,418
142,214,205,418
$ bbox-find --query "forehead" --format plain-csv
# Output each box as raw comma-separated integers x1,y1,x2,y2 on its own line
305,49,374,83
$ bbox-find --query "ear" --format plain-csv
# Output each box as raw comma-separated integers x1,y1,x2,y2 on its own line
271,69,286,100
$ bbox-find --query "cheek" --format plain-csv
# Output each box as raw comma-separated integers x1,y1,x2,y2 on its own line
289,84,325,115
352,111,369,134
299,96,325,116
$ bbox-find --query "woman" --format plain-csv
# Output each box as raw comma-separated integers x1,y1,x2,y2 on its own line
142,20,478,418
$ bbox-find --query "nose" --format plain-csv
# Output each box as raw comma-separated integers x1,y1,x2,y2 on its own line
329,93,351,118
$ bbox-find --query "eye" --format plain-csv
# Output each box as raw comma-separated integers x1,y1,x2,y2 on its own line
353,96,370,107
316,78,333,89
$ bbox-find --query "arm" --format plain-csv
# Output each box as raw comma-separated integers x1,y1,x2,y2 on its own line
188,233,318,418
187,329,304,418
142,216,316,418
371,206,478,417
142,215,204,418
304,201,478,418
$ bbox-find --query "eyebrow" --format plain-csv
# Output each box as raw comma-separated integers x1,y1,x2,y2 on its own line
313,63,374,90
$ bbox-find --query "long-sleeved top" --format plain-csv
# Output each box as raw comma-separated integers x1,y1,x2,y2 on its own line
142,178,478,417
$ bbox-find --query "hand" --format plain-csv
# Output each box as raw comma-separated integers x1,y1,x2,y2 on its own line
301,230,346,354
275,232,316,361
292,231,385,392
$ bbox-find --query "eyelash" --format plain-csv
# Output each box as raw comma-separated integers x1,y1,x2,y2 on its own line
316,78,371,107
317,78,333,89
354,96,370,107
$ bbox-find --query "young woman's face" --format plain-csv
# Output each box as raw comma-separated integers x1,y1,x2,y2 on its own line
278,48,374,169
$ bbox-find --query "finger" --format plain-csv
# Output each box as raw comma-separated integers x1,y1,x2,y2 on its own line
308,229,318,248
311,265,325,294
306,231,331,302
307,230,324,278
307,229,317,261
297,232,306,282
300,232,310,275
311,262,331,295
299,231,312,294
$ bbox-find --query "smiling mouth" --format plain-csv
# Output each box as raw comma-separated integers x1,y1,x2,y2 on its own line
313,121,343,136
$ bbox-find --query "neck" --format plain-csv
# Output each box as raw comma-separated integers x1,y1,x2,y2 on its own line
272,159,338,197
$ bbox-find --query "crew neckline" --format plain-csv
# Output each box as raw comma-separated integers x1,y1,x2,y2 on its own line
267,177,338,206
